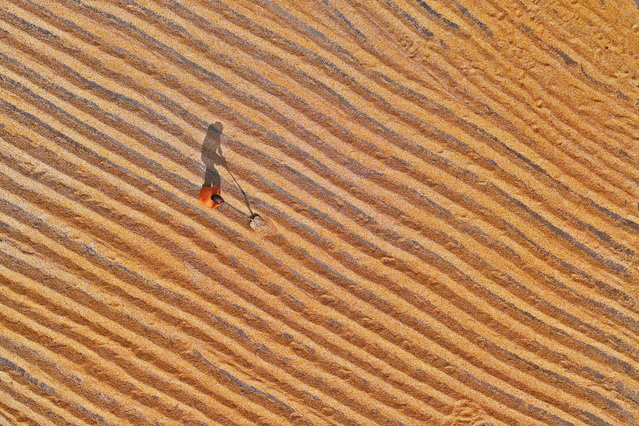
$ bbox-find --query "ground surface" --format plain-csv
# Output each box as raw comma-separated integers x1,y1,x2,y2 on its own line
1,0,638,424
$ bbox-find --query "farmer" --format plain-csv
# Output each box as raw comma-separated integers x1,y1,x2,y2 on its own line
199,122,226,210
199,184,224,209
198,122,260,229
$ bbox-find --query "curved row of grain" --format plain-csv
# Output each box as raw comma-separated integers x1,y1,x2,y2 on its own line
0,0,637,424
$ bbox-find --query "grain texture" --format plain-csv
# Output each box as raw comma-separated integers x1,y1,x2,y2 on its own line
1,0,638,424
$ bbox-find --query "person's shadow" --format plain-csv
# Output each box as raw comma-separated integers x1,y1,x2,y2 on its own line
201,122,226,189
200,122,255,216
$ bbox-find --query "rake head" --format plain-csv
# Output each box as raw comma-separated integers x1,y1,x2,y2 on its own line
249,214,264,230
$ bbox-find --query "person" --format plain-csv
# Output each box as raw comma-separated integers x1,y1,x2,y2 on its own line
199,185,224,209
199,121,262,226
199,122,226,210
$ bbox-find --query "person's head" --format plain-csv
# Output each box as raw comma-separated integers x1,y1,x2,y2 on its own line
212,195,224,204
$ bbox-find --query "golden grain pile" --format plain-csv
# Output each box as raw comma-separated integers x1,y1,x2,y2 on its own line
0,0,638,424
